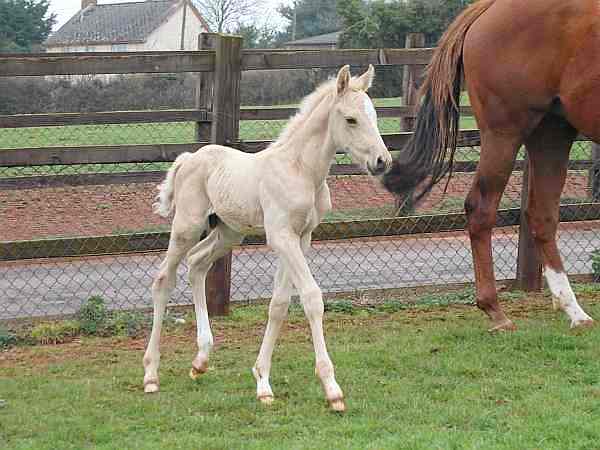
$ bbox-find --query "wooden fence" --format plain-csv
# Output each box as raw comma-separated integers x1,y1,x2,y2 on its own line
1,32,599,314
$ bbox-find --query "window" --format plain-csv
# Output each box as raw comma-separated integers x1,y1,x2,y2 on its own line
111,43,128,52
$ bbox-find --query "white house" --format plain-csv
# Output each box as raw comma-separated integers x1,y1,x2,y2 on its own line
45,0,209,53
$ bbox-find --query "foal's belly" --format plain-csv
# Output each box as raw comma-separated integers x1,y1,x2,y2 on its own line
206,159,266,235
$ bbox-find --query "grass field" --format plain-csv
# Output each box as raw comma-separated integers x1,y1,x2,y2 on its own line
0,97,472,151
0,96,592,178
2,284,600,449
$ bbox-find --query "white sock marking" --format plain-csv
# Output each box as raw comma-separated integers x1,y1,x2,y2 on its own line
544,266,592,325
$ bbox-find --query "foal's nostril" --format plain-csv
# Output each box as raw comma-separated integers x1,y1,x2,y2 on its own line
375,156,386,173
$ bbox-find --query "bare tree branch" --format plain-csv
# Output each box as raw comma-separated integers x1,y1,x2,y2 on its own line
193,0,264,33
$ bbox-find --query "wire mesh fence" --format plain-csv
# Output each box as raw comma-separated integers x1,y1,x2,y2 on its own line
1,78,600,321
2,138,598,320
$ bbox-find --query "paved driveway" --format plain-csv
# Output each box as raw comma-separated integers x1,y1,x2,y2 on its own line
1,228,598,319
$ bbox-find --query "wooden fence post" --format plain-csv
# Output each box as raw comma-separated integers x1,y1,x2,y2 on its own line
195,32,217,141
591,143,600,202
516,157,543,290
204,33,243,316
397,33,426,215
400,33,426,132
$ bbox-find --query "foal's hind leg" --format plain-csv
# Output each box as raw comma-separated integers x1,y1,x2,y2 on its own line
143,219,203,393
525,116,593,328
187,223,242,379
465,131,521,331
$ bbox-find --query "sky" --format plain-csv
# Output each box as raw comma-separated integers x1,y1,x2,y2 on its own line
49,0,292,32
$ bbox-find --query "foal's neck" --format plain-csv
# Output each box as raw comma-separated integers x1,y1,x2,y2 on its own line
283,95,336,187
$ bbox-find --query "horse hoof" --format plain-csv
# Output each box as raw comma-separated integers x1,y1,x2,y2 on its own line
571,319,594,329
144,382,159,393
258,395,274,406
189,365,208,380
329,398,346,413
488,320,517,333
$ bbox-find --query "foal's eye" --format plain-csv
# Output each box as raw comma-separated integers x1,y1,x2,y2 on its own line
345,117,357,125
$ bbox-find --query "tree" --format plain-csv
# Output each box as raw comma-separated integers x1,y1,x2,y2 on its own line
0,0,56,52
193,0,264,33
337,0,473,49
235,23,288,49
278,0,340,41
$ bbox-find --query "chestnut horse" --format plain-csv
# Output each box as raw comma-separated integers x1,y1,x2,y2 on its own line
384,0,598,330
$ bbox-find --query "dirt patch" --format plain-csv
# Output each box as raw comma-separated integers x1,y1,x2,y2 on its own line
0,172,593,241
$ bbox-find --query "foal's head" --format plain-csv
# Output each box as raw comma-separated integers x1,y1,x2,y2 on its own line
329,65,392,176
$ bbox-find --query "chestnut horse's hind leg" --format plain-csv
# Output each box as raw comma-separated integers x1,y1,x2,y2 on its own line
465,131,522,331
524,116,594,328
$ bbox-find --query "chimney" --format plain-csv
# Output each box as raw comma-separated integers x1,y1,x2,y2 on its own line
81,0,96,9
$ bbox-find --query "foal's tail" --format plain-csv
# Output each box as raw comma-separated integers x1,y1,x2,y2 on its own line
153,152,193,217
382,0,495,201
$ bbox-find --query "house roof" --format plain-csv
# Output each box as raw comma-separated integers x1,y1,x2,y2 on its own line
46,0,206,47
285,31,341,47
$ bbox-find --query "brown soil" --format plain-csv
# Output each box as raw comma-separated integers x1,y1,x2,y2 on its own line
0,172,593,241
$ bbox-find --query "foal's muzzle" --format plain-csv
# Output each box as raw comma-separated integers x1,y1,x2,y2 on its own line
368,156,389,176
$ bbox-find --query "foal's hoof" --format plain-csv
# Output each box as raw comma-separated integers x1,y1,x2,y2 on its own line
571,319,595,330
328,398,346,413
258,395,274,406
552,297,560,311
144,380,159,393
189,365,208,380
488,319,517,333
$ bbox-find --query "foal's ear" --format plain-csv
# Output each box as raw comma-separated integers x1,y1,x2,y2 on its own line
336,65,351,95
356,64,375,91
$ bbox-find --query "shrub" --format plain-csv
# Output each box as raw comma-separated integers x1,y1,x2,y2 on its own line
592,250,600,282
378,300,407,313
324,299,355,314
30,321,80,345
105,311,147,338
78,296,108,335
0,327,17,348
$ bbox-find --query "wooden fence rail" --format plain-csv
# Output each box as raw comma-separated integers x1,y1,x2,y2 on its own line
1,130,593,168
0,109,210,128
0,48,435,76
3,203,599,262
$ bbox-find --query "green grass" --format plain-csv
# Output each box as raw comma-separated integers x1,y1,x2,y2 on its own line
2,285,600,449
0,96,592,178
0,97,473,151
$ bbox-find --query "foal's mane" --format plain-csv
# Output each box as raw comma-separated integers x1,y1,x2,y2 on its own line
273,75,365,146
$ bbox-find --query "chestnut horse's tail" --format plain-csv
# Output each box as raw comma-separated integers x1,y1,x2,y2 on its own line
383,0,495,201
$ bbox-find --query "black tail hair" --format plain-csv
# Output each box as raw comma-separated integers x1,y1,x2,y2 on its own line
382,78,461,203
382,0,495,203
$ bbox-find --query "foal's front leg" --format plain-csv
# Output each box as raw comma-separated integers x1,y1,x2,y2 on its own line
252,264,292,404
269,231,345,412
